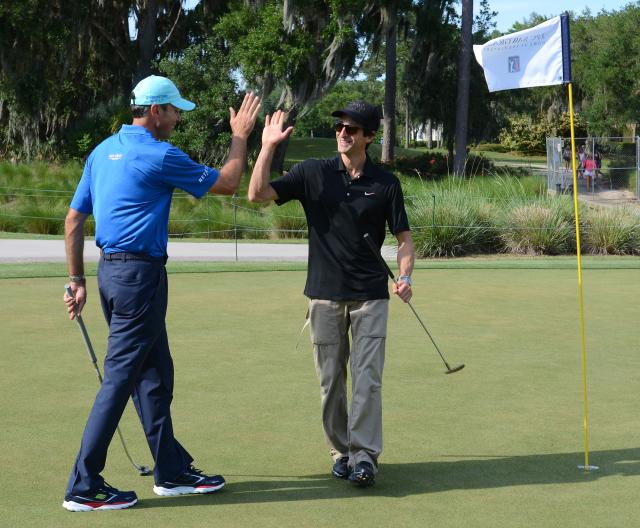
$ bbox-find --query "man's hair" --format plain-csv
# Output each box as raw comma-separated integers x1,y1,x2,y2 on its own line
130,103,168,118
364,129,375,151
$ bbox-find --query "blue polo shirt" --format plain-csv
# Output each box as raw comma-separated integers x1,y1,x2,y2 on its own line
70,125,218,257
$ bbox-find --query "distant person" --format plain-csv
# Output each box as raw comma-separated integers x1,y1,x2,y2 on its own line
562,145,572,170
583,153,596,191
594,149,602,175
62,75,260,511
248,101,415,488
578,145,586,178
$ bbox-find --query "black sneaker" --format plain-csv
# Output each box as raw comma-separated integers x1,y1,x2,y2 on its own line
62,483,138,512
348,461,375,487
153,466,225,496
332,456,350,479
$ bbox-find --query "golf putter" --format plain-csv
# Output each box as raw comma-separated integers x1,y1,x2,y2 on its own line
64,285,152,476
362,234,465,374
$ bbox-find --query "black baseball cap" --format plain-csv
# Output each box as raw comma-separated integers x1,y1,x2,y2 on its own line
331,101,382,133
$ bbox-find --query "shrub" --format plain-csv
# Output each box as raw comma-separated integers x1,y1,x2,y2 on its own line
18,201,67,235
582,207,640,255
270,200,307,239
498,199,575,255
408,187,498,257
472,142,511,153
390,153,494,179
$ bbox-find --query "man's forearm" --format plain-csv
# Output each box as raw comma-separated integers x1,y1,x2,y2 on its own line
248,144,277,202
397,235,415,278
65,210,86,278
214,136,248,195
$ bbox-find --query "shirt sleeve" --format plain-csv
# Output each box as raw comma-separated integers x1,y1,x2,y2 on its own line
161,146,219,198
386,180,410,235
70,157,93,214
271,162,306,205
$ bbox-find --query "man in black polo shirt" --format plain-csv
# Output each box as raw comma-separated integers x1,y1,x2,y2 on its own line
248,102,415,487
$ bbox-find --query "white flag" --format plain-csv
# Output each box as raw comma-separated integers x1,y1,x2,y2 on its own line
473,16,566,92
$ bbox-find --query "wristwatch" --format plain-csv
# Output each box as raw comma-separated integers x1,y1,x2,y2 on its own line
68,274,86,283
399,275,412,286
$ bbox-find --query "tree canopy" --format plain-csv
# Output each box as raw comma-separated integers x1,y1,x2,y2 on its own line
1,1,640,162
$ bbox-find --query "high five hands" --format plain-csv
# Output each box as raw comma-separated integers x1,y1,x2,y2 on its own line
229,92,262,140
262,110,294,147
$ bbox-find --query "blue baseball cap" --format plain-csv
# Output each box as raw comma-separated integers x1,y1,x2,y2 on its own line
131,75,196,111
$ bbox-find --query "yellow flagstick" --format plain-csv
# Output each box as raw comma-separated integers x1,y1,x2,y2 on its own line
567,82,598,473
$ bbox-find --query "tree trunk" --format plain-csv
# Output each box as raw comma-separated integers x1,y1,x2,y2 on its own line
453,0,473,177
426,120,433,149
270,107,299,174
404,92,410,148
135,0,159,83
382,2,397,164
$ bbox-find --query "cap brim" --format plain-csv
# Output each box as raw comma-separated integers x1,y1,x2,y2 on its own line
331,110,353,120
171,97,196,111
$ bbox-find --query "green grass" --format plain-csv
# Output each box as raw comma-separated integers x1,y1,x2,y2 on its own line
2,265,640,527
469,149,547,164
3,256,640,280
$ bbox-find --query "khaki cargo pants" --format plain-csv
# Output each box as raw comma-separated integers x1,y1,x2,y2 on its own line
309,298,388,472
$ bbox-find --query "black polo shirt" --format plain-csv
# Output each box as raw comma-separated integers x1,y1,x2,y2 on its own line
271,155,410,301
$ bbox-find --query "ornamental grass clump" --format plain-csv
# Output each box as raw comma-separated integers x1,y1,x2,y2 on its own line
499,199,574,255
582,207,640,255
212,200,271,239
270,200,307,239
18,200,68,235
409,189,498,257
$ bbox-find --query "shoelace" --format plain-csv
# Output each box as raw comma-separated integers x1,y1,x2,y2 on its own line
98,481,120,494
187,465,204,476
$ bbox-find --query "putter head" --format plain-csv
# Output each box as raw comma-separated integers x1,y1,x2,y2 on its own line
138,465,153,476
445,364,465,374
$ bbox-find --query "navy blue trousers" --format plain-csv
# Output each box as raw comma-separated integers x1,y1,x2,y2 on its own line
66,256,192,495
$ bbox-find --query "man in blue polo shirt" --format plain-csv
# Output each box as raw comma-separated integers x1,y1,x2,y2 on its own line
248,103,415,488
62,75,260,511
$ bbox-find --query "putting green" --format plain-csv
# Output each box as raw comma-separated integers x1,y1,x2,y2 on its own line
1,266,639,527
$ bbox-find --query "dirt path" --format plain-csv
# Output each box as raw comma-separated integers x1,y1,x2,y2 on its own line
578,188,639,208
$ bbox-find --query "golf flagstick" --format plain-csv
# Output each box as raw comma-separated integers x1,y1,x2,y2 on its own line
362,234,464,375
65,285,152,476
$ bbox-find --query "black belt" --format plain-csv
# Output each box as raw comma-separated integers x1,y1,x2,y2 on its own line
101,251,167,264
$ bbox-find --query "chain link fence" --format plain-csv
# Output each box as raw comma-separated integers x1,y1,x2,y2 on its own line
547,136,640,199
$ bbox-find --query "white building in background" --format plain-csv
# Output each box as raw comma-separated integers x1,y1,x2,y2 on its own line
413,121,444,147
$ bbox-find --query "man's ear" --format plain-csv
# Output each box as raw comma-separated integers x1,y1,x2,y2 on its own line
149,104,162,117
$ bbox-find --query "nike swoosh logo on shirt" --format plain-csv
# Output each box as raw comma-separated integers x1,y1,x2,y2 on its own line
364,192,375,196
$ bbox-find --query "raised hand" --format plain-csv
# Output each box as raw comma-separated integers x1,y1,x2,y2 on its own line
262,110,294,147
229,92,261,140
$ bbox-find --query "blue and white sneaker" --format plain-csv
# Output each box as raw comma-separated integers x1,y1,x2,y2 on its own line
153,466,225,496
62,483,138,511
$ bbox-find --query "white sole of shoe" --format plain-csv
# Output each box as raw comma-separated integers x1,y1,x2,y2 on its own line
62,498,137,511
152,482,225,496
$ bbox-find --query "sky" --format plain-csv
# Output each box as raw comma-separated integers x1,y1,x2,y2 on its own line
486,0,636,32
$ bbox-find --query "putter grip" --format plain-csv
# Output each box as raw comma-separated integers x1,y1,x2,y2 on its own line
65,283,82,320
363,233,396,281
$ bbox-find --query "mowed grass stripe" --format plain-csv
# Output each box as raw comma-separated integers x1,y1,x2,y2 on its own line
1,268,639,527
2,255,640,280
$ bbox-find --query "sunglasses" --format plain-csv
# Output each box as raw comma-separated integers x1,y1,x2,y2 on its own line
334,122,363,135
